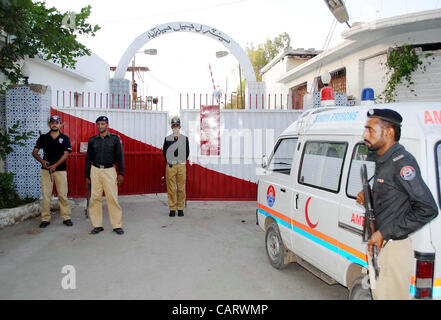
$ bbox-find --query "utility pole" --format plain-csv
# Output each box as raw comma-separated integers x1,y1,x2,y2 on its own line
239,64,243,109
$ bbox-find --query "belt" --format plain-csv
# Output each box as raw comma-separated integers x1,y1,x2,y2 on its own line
93,163,113,169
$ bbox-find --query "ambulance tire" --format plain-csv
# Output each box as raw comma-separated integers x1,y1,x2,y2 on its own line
348,276,372,300
265,222,289,270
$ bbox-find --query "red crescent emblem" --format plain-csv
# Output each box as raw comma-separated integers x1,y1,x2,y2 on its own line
305,197,318,229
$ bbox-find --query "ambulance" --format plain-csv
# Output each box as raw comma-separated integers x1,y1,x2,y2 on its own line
256,102,441,299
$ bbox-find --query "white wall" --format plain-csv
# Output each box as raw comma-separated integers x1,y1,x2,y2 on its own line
26,53,110,107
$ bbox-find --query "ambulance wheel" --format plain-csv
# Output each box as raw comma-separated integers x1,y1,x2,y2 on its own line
348,276,372,300
265,222,288,270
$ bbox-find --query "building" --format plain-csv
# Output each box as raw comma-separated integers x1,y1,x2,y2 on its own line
262,9,441,108
261,48,322,109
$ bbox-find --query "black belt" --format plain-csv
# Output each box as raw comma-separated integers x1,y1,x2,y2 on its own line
392,235,408,241
93,163,113,169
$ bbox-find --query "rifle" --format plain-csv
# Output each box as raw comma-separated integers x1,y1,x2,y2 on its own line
85,182,91,219
360,164,379,280
39,130,53,182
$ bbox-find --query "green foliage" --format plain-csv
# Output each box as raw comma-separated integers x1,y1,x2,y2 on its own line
377,44,433,103
0,172,36,209
246,32,291,81
0,0,100,84
0,120,35,160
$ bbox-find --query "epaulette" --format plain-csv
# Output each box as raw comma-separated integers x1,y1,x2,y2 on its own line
393,154,404,162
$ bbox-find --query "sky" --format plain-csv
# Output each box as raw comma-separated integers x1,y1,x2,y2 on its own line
44,0,441,115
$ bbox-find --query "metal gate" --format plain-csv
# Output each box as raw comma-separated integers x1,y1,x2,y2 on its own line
52,93,302,200
52,107,168,197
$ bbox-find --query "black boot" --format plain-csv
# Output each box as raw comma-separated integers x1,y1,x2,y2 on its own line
63,219,73,227
178,210,184,217
169,210,176,217
39,221,50,228
113,228,124,235
90,227,104,234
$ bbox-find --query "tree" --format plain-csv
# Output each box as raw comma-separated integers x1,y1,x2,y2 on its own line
0,0,100,86
223,32,291,109
246,32,291,81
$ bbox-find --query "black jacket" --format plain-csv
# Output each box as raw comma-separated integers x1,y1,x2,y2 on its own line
372,143,438,240
162,134,189,165
85,133,124,178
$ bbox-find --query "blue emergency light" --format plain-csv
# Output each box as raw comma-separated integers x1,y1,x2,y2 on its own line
361,88,375,101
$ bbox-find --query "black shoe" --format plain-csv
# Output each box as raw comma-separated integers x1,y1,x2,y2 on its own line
169,210,176,217
178,210,184,217
113,228,124,235
63,219,73,227
90,227,104,234
39,221,50,228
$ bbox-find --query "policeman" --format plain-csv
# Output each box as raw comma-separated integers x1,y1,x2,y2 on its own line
85,116,125,235
357,108,438,300
32,115,73,228
162,116,189,217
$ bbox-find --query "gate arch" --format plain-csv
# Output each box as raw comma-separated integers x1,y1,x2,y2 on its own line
113,22,256,83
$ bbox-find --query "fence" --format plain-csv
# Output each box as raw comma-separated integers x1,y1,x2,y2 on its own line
179,93,293,110
54,90,164,110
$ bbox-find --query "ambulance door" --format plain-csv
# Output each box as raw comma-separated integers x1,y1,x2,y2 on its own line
291,139,348,278
259,137,298,252
338,141,377,271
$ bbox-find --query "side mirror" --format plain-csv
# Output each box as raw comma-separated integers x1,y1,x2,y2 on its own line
261,155,268,168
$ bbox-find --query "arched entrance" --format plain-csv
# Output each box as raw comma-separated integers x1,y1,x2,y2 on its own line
114,21,256,82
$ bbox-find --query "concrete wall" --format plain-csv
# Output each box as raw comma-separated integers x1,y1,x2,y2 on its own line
271,28,441,104
26,53,110,106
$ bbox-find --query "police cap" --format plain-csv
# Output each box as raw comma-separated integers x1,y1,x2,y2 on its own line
171,116,180,127
367,108,403,126
48,115,61,123
96,116,109,123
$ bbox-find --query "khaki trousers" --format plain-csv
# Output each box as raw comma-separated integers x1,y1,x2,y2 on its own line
165,164,186,210
88,166,122,229
372,238,413,300
41,170,71,222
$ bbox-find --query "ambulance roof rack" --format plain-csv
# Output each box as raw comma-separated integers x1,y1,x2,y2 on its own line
295,106,340,134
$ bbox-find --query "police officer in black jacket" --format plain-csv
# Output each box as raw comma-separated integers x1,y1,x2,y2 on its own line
357,108,438,299
85,116,125,235
163,117,190,217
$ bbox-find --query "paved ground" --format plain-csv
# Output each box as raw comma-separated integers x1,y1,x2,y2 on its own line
0,194,348,299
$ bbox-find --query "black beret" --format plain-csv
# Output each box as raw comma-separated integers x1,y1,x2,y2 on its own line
48,115,61,123
96,116,109,123
367,108,402,126
171,117,180,127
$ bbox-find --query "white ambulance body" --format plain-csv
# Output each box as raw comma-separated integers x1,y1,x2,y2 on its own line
256,102,441,299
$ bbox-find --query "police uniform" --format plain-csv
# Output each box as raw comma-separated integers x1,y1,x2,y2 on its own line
85,116,124,234
367,109,438,300
162,117,190,216
33,115,72,227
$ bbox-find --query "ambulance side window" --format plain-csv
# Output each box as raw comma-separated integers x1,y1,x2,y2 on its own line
298,141,347,192
267,138,298,175
346,143,378,199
